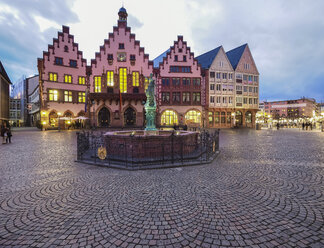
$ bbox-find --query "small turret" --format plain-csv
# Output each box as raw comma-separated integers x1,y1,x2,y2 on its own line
118,7,128,22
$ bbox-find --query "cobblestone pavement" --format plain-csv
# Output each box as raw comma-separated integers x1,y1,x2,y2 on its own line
0,129,323,247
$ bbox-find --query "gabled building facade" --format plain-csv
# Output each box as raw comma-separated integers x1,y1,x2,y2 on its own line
89,8,153,128
154,36,204,128
0,61,11,124
226,44,259,128
196,46,235,128
38,26,87,129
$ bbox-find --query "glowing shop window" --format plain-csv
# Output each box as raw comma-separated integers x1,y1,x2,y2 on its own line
94,76,101,93
107,71,114,86
64,91,72,102
79,76,85,85
132,72,139,86
49,73,57,82
64,75,72,83
78,92,85,103
185,110,201,124
161,110,178,125
119,68,127,93
49,90,58,101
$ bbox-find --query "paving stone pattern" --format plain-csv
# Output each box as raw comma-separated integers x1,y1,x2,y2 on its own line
0,129,323,247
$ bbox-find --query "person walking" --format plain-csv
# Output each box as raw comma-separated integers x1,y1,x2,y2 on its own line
276,122,280,130
302,122,305,130
6,125,12,143
1,122,7,144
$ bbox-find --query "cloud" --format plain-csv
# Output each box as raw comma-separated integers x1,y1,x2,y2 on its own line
185,0,324,101
0,0,79,81
127,14,144,30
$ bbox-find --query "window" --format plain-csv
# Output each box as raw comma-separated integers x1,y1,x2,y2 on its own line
182,92,190,103
119,43,125,49
181,66,191,73
216,96,221,103
254,87,258,93
49,90,58,101
244,63,250,70
185,110,201,124
70,60,77,68
249,87,253,92
179,48,182,53
79,76,85,85
209,112,213,125
107,71,114,86
215,112,220,123
244,86,248,92
216,84,221,91
119,68,127,93
222,73,227,79
248,75,253,82
243,75,248,81
94,76,101,93
210,72,215,78
64,75,72,83
192,78,200,86
249,98,253,104
221,112,226,123
216,72,221,79
64,91,72,102
132,72,139,86
162,78,169,86
182,78,190,86
229,96,233,104
219,61,224,67
254,98,258,105
222,97,227,104
162,92,170,103
55,57,63,65
193,92,200,103
130,55,136,61
222,86,227,92
227,112,231,123
243,97,247,104
229,73,233,80
161,110,178,125
170,66,180,72
175,55,178,61
236,97,242,103
49,73,57,82
210,84,215,90
64,46,68,52
236,73,242,79
172,92,180,103
254,76,258,82
78,92,86,103
210,96,215,103
108,54,113,60
172,78,180,86
144,77,149,91
183,55,186,62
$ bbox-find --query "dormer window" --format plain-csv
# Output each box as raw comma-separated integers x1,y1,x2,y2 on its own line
174,55,178,62
55,57,63,65
119,43,125,49
64,46,69,52
179,48,182,53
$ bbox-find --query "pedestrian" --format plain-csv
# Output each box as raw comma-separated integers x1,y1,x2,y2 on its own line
6,125,12,143
302,122,305,130
1,122,7,144
310,123,313,130
276,122,280,130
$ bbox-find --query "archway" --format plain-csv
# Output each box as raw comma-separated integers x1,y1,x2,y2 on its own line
245,111,252,125
124,107,136,126
98,107,110,127
235,111,243,126
185,110,201,124
49,111,58,127
161,110,178,126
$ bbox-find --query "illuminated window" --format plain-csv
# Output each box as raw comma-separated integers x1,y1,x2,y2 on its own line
94,76,101,93
49,89,58,101
221,112,226,123
49,73,57,82
132,72,139,86
64,91,72,102
144,77,149,91
161,110,178,126
185,110,201,124
64,75,72,83
107,71,114,86
208,112,213,124
79,76,85,85
78,92,86,103
119,68,127,93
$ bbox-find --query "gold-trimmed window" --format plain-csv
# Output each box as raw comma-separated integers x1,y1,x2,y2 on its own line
78,76,85,85
107,71,114,86
94,76,101,93
49,73,57,82
161,110,178,126
78,92,85,103
64,91,72,102
49,89,58,101
132,72,139,86
185,110,201,124
64,75,72,83
119,68,127,93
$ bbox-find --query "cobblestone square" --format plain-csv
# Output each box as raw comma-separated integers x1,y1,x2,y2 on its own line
0,129,323,247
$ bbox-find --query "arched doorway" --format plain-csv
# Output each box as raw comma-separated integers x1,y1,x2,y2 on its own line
245,111,252,126
124,107,136,126
235,111,243,126
185,110,201,125
161,110,178,126
98,107,110,127
49,111,57,127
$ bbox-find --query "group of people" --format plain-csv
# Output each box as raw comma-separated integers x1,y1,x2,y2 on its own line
302,122,313,130
1,122,12,144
